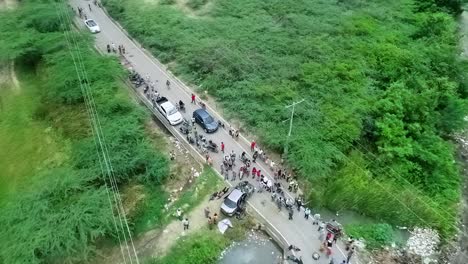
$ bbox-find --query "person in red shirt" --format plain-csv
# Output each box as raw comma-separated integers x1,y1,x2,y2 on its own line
250,141,256,152
191,93,196,104
252,167,257,179
221,142,225,153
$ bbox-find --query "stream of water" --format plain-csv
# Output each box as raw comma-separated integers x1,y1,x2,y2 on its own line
218,231,282,264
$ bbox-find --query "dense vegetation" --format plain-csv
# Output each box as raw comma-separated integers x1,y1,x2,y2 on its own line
0,1,169,263
103,0,468,236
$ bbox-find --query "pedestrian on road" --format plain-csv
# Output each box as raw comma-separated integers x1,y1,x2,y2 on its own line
78,7,83,18
346,247,355,263
182,218,189,230
304,208,311,219
256,170,261,180
224,170,229,180
296,197,302,212
111,43,116,53
204,207,210,218
191,93,196,104
251,167,256,179
106,44,111,53
252,151,258,163
220,163,224,175
231,170,236,181
88,3,92,11
93,0,97,6
288,207,294,220
221,142,225,153
318,228,325,242
118,45,122,54
346,236,355,251
313,213,321,225
84,14,88,20
250,141,256,152
122,46,126,54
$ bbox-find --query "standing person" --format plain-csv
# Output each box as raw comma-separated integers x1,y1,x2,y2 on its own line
88,3,92,11
93,0,97,6
182,218,189,230
318,228,326,242
208,216,213,229
250,140,256,152
122,46,126,54
313,213,321,225
111,43,116,53
213,213,218,224
106,44,111,53
346,236,355,251
221,142,225,153
251,167,257,179
288,207,294,220
204,207,210,218
118,45,122,54
256,170,261,181
304,208,311,219
252,151,258,163
224,169,229,181
231,170,236,181
220,163,225,175
346,247,355,263
191,93,196,104
296,196,302,212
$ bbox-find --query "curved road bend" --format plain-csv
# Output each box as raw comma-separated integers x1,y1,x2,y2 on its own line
69,1,358,263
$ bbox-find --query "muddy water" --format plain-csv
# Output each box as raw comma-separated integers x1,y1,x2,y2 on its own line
218,231,283,264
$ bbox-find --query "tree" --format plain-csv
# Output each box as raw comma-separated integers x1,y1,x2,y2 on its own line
0,168,113,263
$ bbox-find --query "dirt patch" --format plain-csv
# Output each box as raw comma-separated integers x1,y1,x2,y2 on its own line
0,61,19,91
0,0,17,10
136,197,224,259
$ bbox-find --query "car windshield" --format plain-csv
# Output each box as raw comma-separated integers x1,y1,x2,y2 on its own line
224,198,237,209
87,20,97,27
167,106,177,115
203,115,214,124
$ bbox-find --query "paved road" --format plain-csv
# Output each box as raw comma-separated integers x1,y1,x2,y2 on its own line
69,1,358,263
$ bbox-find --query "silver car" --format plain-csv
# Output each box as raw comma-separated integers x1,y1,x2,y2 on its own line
221,189,247,216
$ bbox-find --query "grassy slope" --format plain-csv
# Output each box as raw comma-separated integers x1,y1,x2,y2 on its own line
0,69,68,203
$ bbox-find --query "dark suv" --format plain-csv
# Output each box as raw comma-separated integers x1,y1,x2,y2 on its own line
192,108,219,133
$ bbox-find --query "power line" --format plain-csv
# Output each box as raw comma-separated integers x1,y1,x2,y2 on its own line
55,2,140,263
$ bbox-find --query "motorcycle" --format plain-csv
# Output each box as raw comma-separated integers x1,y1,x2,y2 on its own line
179,119,191,134
176,100,186,112
206,140,218,153
129,72,145,87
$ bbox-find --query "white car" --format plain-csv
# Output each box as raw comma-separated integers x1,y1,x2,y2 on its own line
155,97,183,125
84,19,100,33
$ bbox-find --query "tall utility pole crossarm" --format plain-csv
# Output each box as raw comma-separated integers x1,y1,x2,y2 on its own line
283,99,305,159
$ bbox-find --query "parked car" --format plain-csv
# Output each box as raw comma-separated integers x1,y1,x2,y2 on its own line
192,108,219,133
220,181,254,216
84,19,100,33
221,189,246,216
155,97,183,125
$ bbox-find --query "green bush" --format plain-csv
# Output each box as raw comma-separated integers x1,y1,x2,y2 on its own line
0,1,170,262
149,232,230,264
101,0,467,237
346,223,394,250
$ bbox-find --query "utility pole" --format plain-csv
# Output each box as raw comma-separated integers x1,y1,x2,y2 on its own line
283,99,305,160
